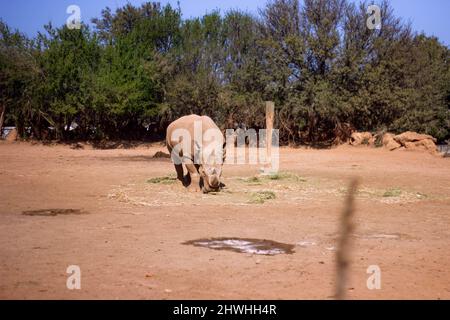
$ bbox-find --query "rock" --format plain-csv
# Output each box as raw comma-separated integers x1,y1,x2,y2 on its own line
393,131,438,154
5,128,18,142
404,139,438,154
393,131,437,144
350,130,438,154
350,132,373,146
382,133,401,151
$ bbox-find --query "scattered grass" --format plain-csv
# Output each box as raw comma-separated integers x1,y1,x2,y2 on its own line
246,176,261,183
266,173,283,180
239,176,262,185
266,172,306,182
147,176,177,184
239,172,306,184
249,191,276,204
382,188,402,197
340,186,429,202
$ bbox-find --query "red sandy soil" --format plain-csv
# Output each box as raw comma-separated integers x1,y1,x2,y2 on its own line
0,141,449,299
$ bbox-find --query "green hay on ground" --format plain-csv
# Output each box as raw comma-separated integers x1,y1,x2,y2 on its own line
383,188,402,197
147,176,177,184
239,172,306,184
266,172,306,182
239,176,262,185
249,191,276,204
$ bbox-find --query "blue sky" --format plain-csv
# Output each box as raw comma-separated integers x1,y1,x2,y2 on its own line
1,0,449,46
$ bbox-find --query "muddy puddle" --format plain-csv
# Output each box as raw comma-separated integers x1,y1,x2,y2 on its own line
22,209,88,216
354,233,406,240
183,237,295,255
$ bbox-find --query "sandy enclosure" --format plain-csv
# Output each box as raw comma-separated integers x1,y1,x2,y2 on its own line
0,141,449,299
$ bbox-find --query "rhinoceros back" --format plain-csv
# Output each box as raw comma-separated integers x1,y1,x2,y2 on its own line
166,115,222,163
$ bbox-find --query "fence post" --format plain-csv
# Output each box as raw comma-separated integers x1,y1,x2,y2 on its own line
261,101,275,175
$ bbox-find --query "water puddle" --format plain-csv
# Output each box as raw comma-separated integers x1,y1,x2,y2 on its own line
296,240,317,247
183,237,295,255
22,209,88,216
358,233,401,240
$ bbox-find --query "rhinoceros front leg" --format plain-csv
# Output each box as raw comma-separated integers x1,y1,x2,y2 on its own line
185,163,201,192
174,163,189,187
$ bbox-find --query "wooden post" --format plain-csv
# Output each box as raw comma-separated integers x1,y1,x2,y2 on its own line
261,101,275,175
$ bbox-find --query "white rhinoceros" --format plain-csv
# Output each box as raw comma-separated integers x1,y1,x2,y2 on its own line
166,114,225,193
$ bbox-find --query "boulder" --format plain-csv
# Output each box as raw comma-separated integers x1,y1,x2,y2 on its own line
349,130,438,154
382,133,401,151
404,139,438,154
393,131,437,145
392,131,438,154
350,132,373,146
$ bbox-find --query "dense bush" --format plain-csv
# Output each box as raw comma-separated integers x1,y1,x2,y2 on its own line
1,0,449,143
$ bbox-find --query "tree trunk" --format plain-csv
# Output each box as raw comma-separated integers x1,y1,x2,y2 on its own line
0,105,6,138
31,113,42,140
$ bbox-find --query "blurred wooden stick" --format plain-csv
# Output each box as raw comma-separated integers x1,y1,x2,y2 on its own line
264,101,274,173
335,178,359,300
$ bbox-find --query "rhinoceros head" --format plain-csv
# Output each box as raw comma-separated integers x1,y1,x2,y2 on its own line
199,147,225,193
200,164,222,192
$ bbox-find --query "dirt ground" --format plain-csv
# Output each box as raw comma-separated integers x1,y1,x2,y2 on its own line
0,141,449,299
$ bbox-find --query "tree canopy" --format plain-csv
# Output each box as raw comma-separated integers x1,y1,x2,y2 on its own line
1,0,449,143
